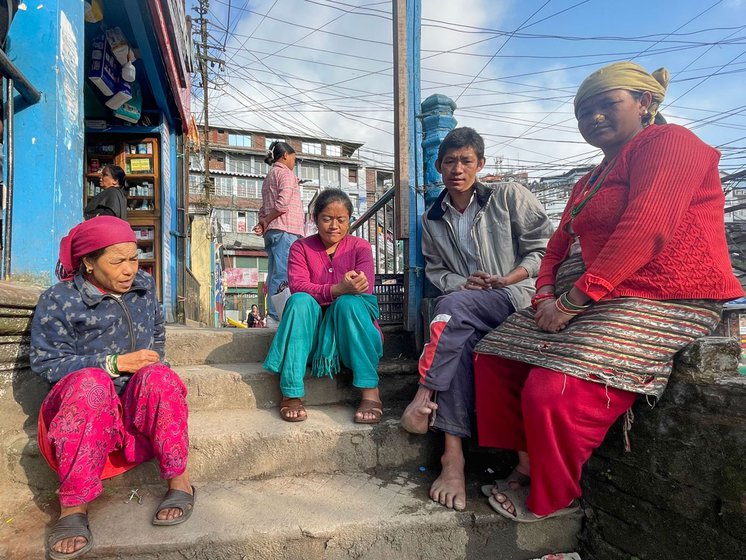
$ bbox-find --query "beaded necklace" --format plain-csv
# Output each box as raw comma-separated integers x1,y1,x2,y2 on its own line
571,157,618,219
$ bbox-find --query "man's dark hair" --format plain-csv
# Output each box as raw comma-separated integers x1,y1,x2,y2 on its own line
436,127,485,165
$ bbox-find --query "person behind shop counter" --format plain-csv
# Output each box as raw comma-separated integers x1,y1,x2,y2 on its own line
84,164,128,220
31,216,195,559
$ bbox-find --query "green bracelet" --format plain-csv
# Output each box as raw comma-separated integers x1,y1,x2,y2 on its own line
560,291,590,311
112,354,120,375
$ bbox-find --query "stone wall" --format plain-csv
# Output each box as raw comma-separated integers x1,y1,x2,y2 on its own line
579,337,746,560
0,282,46,514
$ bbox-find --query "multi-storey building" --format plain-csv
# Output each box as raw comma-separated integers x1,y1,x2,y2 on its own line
188,126,367,322
530,166,595,227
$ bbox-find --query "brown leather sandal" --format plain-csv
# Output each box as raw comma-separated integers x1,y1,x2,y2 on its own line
354,399,383,424
279,396,307,422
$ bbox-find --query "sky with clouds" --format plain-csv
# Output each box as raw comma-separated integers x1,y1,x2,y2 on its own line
194,0,746,178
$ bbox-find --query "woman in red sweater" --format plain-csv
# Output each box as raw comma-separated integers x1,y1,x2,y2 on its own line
474,61,743,522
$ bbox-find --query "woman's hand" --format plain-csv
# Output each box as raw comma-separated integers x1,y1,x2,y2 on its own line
534,299,573,333
116,349,160,373
332,270,369,297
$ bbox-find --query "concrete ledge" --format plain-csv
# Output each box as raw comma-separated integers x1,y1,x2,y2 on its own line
6,406,438,494
1,472,581,560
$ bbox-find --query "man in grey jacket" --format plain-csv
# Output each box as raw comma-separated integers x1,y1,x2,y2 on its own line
400,127,552,511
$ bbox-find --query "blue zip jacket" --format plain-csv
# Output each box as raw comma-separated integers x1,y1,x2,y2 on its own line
30,270,164,384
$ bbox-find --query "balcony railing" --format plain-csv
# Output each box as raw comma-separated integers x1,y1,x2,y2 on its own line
350,187,402,275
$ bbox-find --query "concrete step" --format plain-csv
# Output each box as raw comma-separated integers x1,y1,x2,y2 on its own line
165,326,276,366
164,325,419,367
1,472,581,560
7,405,439,495
176,359,419,412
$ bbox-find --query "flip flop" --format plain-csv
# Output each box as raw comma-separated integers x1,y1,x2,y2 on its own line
152,486,196,526
47,513,94,560
354,399,383,424
488,486,580,523
480,469,531,497
279,397,307,422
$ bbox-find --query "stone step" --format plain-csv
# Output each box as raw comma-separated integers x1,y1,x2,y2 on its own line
176,359,419,412
165,326,275,366
164,324,419,367
1,472,581,560
7,405,439,495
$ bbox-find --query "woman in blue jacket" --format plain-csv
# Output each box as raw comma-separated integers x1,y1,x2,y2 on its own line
30,217,194,560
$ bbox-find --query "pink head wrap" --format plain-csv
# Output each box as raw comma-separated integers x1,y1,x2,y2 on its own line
56,216,136,281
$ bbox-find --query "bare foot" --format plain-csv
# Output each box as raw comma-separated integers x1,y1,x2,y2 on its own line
157,470,194,522
51,504,89,555
430,436,466,511
400,385,437,434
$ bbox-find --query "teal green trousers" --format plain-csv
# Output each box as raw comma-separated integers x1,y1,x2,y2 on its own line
263,293,383,398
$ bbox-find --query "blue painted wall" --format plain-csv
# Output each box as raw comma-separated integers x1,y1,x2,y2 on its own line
7,0,85,283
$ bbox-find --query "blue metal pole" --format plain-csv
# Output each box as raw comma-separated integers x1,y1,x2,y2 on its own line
405,0,423,333
421,94,457,208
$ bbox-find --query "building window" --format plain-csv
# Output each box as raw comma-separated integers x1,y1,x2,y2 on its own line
347,167,358,185
236,210,259,233
235,178,261,199
326,144,341,157
214,208,233,233
227,154,252,175
265,137,285,150
189,173,204,195
302,186,318,210
302,141,321,155
321,165,340,188
236,211,259,233
298,162,320,183
214,176,233,197
228,133,252,148
252,157,269,175
189,154,204,171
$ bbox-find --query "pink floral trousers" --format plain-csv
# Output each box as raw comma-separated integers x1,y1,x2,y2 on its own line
38,364,189,507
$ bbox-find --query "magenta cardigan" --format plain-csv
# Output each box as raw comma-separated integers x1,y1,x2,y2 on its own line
287,234,376,306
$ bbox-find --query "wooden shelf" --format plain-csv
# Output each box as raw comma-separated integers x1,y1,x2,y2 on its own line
84,134,162,300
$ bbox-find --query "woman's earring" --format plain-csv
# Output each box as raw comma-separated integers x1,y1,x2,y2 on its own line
86,268,93,274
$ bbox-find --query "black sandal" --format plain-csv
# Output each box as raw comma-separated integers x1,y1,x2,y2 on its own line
152,486,196,526
47,513,93,560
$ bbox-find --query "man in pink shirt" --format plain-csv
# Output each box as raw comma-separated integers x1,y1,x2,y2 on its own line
254,141,305,324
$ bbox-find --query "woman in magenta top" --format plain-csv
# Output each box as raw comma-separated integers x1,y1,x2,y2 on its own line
263,188,383,424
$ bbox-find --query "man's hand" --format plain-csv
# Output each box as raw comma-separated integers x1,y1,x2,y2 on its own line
463,271,491,290
485,274,512,289
253,222,265,236
116,349,160,373
332,270,369,297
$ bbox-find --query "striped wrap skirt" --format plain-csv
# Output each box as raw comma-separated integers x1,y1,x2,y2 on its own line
474,249,722,398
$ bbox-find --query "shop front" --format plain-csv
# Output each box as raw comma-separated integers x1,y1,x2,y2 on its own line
6,0,191,320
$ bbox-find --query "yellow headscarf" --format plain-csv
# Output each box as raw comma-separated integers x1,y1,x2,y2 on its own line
574,61,670,125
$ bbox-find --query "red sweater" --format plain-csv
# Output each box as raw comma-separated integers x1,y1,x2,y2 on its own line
537,124,743,302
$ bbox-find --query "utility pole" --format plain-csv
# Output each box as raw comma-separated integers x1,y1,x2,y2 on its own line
194,0,213,202
392,0,423,334
192,0,224,326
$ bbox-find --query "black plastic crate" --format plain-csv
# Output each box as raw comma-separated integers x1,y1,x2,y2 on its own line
374,273,405,325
